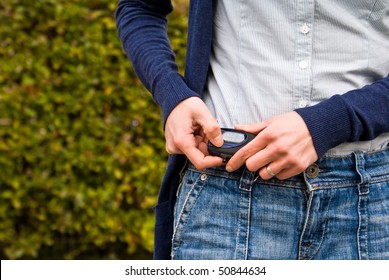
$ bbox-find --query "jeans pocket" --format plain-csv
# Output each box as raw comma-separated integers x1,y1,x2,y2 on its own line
171,171,208,259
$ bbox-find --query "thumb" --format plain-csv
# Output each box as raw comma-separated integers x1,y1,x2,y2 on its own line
197,116,224,148
209,125,224,147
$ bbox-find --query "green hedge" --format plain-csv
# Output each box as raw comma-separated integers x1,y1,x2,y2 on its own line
0,0,188,259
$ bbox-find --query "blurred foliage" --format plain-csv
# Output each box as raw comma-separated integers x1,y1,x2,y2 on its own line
0,0,188,259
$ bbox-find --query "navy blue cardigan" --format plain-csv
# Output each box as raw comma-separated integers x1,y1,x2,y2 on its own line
116,0,389,260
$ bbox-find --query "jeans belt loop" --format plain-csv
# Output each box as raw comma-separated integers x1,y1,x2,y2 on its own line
239,168,255,192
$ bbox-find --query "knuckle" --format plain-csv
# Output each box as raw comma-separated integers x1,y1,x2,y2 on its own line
276,174,286,180
289,159,305,172
165,139,181,154
245,159,257,172
260,171,269,180
296,162,308,172
165,143,173,154
238,147,251,160
172,138,181,148
263,130,277,142
194,162,206,171
205,124,220,136
275,145,288,156
268,141,287,156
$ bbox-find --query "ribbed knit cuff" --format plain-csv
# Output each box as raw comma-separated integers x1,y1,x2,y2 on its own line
295,95,353,157
153,73,201,128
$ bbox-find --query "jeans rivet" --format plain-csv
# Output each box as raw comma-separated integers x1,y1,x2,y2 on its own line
306,164,320,179
200,174,207,181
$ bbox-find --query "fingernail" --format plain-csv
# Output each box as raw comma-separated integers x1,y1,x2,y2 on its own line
226,166,233,172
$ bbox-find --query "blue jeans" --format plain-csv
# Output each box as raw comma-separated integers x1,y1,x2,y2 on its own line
172,147,389,260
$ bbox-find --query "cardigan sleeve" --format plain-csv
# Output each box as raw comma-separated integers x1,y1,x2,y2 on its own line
115,0,200,125
295,76,389,157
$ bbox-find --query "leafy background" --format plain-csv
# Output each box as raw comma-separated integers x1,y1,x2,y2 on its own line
0,0,188,259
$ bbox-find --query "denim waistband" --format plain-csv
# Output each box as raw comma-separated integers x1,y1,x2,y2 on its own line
185,146,389,190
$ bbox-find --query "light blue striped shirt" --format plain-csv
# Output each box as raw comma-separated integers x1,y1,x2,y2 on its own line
204,0,389,155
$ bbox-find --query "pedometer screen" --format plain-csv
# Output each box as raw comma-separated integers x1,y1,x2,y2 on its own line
222,131,245,143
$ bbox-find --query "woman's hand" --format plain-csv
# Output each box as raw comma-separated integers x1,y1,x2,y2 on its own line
165,97,224,170
226,112,318,180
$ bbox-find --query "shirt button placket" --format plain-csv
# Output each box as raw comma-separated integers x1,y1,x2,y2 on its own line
294,0,314,111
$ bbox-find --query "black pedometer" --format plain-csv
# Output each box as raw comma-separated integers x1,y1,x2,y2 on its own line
208,128,256,162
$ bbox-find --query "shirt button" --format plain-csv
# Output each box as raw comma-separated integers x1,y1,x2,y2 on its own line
299,60,308,69
300,25,310,34
299,100,309,108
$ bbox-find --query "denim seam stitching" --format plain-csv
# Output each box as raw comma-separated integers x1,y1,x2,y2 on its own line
298,190,314,260
244,190,252,260
357,193,362,260
309,188,336,260
186,168,240,180
303,193,323,259
234,190,244,260
357,190,370,260
308,175,389,189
